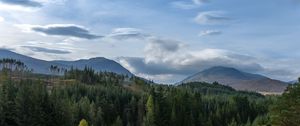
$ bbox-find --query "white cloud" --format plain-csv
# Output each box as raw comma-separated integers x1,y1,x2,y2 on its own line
198,30,222,36
171,1,199,10
194,11,231,25
107,28,148,40
144,37,186,65
171,0,209,10
117,34,299,83
0,3,38,12
0,16,4,22
192,0,210,5
117,37,265,83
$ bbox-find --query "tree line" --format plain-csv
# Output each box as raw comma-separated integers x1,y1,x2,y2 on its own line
0,60,298,126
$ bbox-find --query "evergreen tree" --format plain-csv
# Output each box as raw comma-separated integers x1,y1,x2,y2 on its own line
228,119,238,126
112,116,123,126
144,95,155,126
170,106,177,126
271,84,300,126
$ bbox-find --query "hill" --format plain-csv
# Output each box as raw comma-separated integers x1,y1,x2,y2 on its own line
0,49,132,75
180,66,288,93
0,67,271,126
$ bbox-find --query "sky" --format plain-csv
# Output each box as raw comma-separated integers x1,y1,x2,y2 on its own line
0,0,300,83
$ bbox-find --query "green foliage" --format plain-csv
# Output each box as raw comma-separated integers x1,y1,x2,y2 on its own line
252,115,271,126
144,95,155,126
112,116,123,126
0,68,272,126
64,67,126,85
270,84,300,126
228,119,238,126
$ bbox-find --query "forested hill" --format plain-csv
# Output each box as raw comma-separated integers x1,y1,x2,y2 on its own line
0,65,276,126
180,66,288,93
178,82,264,97
0,60,298,126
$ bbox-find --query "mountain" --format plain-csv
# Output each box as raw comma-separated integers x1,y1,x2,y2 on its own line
0,49,66,74
0,49,132,75
288,80,298,84
53,57,132,75
180,66,288,93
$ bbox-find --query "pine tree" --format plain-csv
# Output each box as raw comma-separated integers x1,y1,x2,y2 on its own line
170,106,177,126
144,95,155,126
15,83,32,126
112,116,123,126
271,84,300,126
0,80,18,126
95,107,104,126
244,118,252,126
228,119,238,126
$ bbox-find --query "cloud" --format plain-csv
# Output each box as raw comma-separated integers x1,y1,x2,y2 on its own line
144,37,185,64
192,0,210,5
22,46,71,54
0,46,15,51
0,0,42,7
117,37,264,83
17,24,102,39
171,1,199,10
199,30,222,36
171,0,209,10
0,16,4,22
194,11,231,25
107,28,149,40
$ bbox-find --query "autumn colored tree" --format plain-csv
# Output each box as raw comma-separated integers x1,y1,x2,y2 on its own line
79,119,88,126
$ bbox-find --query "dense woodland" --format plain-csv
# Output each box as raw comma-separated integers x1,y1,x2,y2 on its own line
0,58,299,126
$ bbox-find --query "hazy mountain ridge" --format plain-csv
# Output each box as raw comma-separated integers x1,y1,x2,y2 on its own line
0,49,132,75
180,66,288,93
52,57,132,75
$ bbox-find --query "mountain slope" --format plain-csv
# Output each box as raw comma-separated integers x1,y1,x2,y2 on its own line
53,57,132,75
0,49,66,74
180,66,288,93
0,49,132,75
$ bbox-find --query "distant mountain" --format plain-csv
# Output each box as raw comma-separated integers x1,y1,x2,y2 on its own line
288,80,298,84
0,49,132,75
53,57,132,75
180,66,288,93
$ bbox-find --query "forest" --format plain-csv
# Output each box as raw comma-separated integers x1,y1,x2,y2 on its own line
0,59,299,126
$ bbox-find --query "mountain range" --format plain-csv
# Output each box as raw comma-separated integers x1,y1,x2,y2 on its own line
0,49,289,93
180,66,288,93
0,49,132,75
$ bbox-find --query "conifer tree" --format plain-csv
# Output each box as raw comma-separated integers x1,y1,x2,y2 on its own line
112,116,123,126
144,95,155,126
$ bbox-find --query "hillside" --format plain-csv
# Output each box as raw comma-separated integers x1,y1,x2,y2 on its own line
180,66,288,93
0,68,270,126
0,49,132,75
